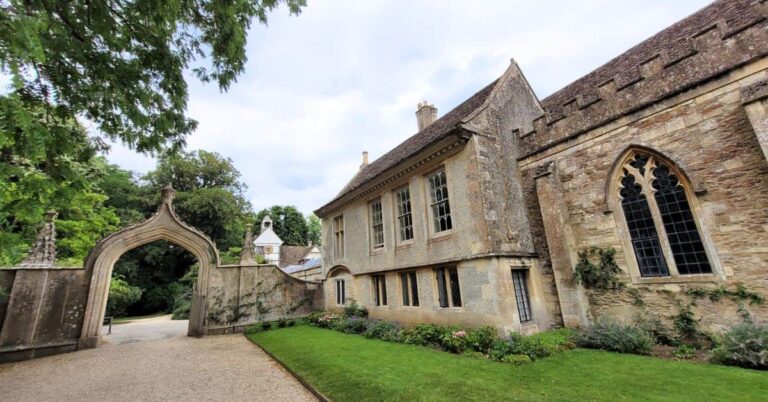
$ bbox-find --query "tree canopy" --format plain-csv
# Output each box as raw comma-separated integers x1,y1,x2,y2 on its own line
255,206,321,246
0,0,306,152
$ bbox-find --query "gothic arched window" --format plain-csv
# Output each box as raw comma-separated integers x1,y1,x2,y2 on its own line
616,151,712,278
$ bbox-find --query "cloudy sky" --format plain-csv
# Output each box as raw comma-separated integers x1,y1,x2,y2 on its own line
106,0,712,215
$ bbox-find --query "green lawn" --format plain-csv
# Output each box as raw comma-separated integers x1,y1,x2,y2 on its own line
247,326,767,402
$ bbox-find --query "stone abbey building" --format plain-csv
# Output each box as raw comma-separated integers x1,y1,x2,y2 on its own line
315,0,768,335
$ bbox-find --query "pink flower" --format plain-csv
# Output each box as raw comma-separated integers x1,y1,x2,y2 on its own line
453,330,467,338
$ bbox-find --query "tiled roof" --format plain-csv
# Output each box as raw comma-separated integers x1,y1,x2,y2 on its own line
528,0,766,150
316,80,498,215
279,245,312,268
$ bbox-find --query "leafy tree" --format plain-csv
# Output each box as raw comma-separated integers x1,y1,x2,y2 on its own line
111,150,256,315
255,205,309,246
307,214,322,246
144,150,254,250
106,276,143,317
0,0,306,153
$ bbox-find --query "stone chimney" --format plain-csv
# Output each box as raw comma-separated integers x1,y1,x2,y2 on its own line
416,101,437,131
360,151,369,170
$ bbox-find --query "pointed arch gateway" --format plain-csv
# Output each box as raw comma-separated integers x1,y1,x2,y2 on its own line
78,186,220,349
606,147,723,282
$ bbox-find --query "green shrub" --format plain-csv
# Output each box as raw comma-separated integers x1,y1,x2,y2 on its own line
673,344,696,360
466,326,498,354
171,298,191,320
634,312,676,345
260,321,272,331
363,320,398,340
507,333,552,360
711,322,768,370
577,319,653,355
343,300,368,318
673,303,702,342
286,319,296,327
439,328,470,353
402,323,445,346
489,338,515,361
106,276,142,317
339,317,369,334
277,318,288,328
500,354,532,365
526,328,578,354
574,247,623,290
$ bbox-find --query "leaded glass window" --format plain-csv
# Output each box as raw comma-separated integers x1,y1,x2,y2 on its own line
620,170,669,276
652,165,712,275
616,150,712,278
395,187,414,242
400,271,419,307
333,215,345,259
428,170,452,233
373,274,387,306
370,198,384,249
336,279,345,305
435,267,461,308
511,270,532,323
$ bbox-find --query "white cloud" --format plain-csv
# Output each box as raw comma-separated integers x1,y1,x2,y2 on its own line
106,0,712,215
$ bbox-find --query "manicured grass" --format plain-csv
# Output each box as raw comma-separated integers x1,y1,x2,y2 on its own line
247,326,767,402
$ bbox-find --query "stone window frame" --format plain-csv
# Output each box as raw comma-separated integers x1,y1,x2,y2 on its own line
425,167,454,238
399,270,420,307
333,215,345,261
511,269,533,323
393,185,415,245
335,278,346,306
434,266,462,308
372,273,388,306
609,148,723,284
369,197,385,251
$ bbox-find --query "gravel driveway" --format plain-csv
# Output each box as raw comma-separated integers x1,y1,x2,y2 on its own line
0,319,316,402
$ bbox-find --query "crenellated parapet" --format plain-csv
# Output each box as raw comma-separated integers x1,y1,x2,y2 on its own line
518,0,768,159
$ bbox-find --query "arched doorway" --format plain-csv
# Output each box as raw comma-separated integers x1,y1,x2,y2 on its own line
78,186,220,349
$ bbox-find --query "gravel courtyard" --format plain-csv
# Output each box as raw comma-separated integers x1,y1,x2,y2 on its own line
0,318,316,402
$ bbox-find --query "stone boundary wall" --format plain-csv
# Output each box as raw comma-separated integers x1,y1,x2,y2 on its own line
205,263,322,334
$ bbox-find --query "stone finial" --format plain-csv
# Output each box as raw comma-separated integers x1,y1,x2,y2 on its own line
161,184,176,204
416,101,437,131
360,151,369,170
240,224,255,265
18,210,58,268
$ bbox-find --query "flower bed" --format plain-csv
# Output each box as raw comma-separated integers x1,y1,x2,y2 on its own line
304,306,577,364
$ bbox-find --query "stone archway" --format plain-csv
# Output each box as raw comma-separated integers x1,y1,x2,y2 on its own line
78,185,219,349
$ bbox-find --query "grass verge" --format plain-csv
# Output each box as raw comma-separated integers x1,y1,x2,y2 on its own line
247,325,767,402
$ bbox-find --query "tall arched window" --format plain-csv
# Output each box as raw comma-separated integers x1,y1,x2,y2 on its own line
616,150,712,278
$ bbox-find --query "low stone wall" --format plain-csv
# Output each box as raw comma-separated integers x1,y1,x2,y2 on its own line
0,262,322,363
205,263,322,334
0,267,89,363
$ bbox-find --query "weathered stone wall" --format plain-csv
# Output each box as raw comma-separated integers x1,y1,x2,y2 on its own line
328,256,553,335
519,58,768,333
318,63,561,334
0,270,14,332
205,263,321,334
0,268,89,362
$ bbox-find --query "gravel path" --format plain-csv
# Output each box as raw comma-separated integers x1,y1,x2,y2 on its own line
0,333,317,401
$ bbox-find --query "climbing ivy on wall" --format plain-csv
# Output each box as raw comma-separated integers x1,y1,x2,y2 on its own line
574,247,623,290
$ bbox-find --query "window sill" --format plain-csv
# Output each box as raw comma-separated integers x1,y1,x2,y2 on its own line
435,306,464,311
369,248,386,256
631,273,723,285
428,232,454,244
395,242,414,251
